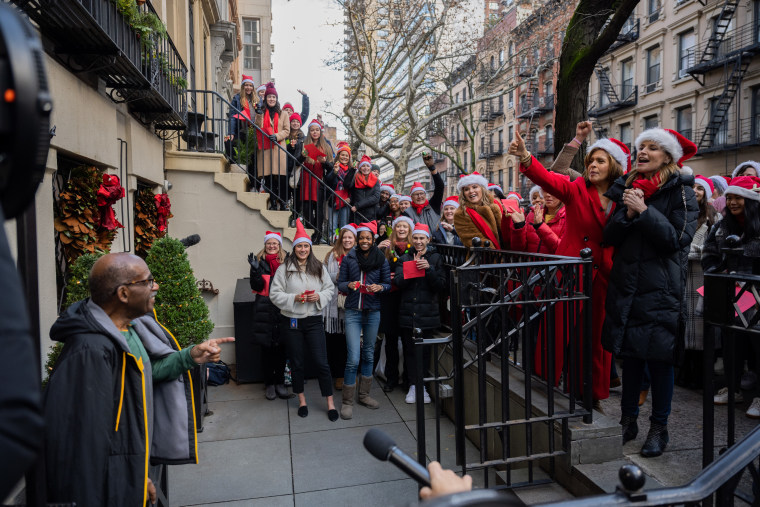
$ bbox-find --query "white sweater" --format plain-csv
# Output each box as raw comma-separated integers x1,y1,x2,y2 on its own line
270,261,335,318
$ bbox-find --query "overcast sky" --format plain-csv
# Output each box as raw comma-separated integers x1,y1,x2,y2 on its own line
271,0,346,136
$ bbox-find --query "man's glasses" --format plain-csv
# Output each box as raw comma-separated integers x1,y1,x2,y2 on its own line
113,277,155,294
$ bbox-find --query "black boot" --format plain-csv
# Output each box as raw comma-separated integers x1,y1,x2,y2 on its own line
620,414,638,444
640,422,669,457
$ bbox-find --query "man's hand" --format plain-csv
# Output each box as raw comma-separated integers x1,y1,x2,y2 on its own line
423,155,435,169
576,120,593,141
268,134,278,143
441,222,454,232
147,478,157,505
419,461,473,500
191,337,235,364
414,251,430,270
508,130,527,159
351,206,357,212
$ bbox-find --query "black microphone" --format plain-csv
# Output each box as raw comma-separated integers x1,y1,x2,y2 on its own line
179,234,200,248
363,428,431,487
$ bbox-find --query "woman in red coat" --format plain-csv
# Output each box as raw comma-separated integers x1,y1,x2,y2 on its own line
300,119,334,241
508,125,629,403
510,187,566,254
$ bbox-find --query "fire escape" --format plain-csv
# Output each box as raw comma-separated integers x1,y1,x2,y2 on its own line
587,17,639,119
685,0,759,153
479,63,503,177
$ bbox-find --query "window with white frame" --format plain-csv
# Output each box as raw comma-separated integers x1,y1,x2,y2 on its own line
675,106,692,140
678,29,696,79
621,58,634,97
620,123,632,150
243,19,261,74
645,46,660,92
644,115,659,129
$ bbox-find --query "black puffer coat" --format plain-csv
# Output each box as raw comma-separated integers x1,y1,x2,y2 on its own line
393,245,447,330
249,259,281,347
344,168,380,223
337,248,391,311
701,218,760,274
601,170,698,363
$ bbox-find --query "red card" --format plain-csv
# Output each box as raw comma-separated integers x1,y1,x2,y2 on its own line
233,112,252,122
697,285,757,316
358,283,373,294
303,290,315,295
501,198,520,213
403,261,425,279
252,274,270,297
305,144,326,160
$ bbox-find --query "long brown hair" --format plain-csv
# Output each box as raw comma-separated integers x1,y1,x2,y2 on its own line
240,90,255,111
304,130,334,164
696,188,718,229
384,225,412,261
583,148,624,188
284,246,323,281
324,229,355,263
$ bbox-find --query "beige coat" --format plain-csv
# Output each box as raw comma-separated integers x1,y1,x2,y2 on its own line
255,109,291,177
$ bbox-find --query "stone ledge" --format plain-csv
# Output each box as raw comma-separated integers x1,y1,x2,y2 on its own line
166,150,228,173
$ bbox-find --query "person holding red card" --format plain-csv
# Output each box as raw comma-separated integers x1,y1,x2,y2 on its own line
248,231,289,401
299,119,334,241
337,221,391,419
393,223,447,404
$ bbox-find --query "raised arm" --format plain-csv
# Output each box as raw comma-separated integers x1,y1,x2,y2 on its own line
509,130,576,202
549,121,592,181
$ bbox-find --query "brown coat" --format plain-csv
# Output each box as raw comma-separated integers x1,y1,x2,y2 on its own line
255,110,291,177
454,201,502,249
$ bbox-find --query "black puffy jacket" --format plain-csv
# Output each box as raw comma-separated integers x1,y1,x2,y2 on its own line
337,248,391,311
393,245,447,330
249,259,282,347
344,168,380,223
601,170,698,363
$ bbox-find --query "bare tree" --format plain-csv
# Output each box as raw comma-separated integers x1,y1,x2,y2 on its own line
554,0,640,166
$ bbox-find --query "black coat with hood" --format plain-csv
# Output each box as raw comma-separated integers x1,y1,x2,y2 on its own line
249,258,282,347
44,300,198,507
344,168,381,223
601,169,698,364
393,244,447,330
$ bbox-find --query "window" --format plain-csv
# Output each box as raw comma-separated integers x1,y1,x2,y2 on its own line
497,95,503,111
753,86,760,141
508,42,515,59
676,106,693,140
646,46,661,92
678,30,696,78
644,115,659,129
508,163,514,190
621,58,634,98
455,92,459,104
464,152,468,172
710,98,728,145
462,87,467,102
544,81,553,98
756,1,760,43
489,133,494,153
243,19,262,74
480,137,485,155
648,0,661,23
499,170,503,187
498,130,503,152
620,123,632,150
490,56,495,70
545,125,553,152
499,49,504,65
508,125,514,144
508,91,514,109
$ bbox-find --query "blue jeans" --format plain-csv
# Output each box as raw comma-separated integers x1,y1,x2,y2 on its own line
621,358,673,426
329,206,349,239
344,309,381,385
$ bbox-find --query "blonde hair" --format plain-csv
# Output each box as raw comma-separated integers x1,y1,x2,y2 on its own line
305,130,335,164
583,148,625,187
324,228,354,263
256,243,285,263
384,225,412,260
625,162,680,189
458,185,493,207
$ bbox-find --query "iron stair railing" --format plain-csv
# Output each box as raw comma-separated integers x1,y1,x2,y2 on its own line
688,0,739,85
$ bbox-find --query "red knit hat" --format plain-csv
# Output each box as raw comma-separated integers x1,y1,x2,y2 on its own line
694,175,714,199
588,137,631,172
264,82,278,98
289,113,302,125
358,155,372,169
412,223,431,238
336,141,351,158
264,230,282,244
241,74,254,86
356,221,378,236
292,218,312,246
283,102,294,111
635,128,697,168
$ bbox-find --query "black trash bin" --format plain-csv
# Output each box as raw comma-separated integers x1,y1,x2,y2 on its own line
233,278,263,383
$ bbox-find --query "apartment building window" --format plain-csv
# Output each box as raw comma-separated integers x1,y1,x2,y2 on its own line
648,0,661,23
462,87,467,101
644,115,659,129
457,125,461,141
497,95,503,111
678,29,696,78
480,137,485,155
508,42,515,59
675,106,693,140
507,91,514,109
499,169,503,187
489,133,494,153
619,123,632,151
545,125,553,152
621,58,634,98
508,163,514,190
499,49,504,65
756,1,760,43
646,46,661,93
544,81,553,98
498,129,503,152
710,98,728,145
464,152,468,172
455,92,459,103
243,19,261,72
490,55,496,70
752,86,760,141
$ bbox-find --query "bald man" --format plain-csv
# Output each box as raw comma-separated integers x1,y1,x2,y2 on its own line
44,253,233,507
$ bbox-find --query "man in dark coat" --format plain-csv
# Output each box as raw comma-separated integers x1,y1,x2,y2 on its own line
44,253,233,507
404,154,444,231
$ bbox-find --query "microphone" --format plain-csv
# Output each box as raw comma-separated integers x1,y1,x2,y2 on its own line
179,234,200,248
363,428,431,487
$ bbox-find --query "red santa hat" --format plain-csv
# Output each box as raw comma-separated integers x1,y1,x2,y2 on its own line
355,221,378,237
529,185,543,199
308,119,323,131
264,230,282,244
292,218,312,246
709,175,729,194
506,191,522,200
409,181,427,197
588,137,631,172
442,195,460,209
392,215,415,229
457,171,488,191
256,84,267,93
398,195,412,203
635,128,697,168
283,102,294,111
341,223,358,237
241,74,254,86
732,161,760,178
488,183,504,194
358,155,373,169
289,113,302,125
380,182,395,194
412,223,431,238
264,82,278,98
724,176,760,202
694,175,714,199
336,141,352,158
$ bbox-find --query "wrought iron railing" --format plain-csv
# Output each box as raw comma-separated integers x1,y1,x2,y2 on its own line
691,117,760,154
685,21,760,75
588,85,638,117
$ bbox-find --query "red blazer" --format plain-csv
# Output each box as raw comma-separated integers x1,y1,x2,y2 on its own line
511,206,566,254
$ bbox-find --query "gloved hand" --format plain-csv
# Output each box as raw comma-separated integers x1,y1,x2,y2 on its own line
268,134,278,143
247,253,259,270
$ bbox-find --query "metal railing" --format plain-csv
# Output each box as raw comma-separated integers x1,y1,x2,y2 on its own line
588,85,638,117
178,89,371,243
691,117,760,154
685,21,760,75
411,241,594,490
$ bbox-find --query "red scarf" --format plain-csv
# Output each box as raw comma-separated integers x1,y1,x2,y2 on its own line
465,207,500,247
265,253,281,276
411,199,429,215
256,110,279,150
335,163,350,210
354,171,378,189
631,172,662,201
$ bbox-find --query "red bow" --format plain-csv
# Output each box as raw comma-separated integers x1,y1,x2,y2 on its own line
96,174,125,230
154,193,172,232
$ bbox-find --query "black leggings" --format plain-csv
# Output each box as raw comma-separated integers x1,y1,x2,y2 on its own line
281,315,333,396
401,328,432,385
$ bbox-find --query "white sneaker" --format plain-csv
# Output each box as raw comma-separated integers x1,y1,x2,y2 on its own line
747,398,760,419
422,387,431,404
405,386,416,404
714,387,744,405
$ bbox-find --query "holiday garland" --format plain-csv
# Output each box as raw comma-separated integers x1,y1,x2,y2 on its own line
134,189,172,258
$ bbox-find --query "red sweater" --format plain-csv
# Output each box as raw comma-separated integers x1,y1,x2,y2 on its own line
510,206,566,254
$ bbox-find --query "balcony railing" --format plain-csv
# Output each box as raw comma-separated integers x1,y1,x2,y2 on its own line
685,21,760,77
588,85,638,117
11,0,188,130
692,116,760,154
478,145,503,159
516,94,555,119
606,18,640,53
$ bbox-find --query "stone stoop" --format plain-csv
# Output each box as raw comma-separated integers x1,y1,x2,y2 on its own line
212,170,331,259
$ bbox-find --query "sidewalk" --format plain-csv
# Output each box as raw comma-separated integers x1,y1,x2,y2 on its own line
169,375,574,507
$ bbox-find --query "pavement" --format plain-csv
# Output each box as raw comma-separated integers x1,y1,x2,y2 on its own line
168,376,575,507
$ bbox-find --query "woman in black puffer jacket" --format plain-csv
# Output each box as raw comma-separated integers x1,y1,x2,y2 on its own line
394,223,447,405
602,128,698,459
337,221,391,420
248,232,289,401
344,155,380,223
